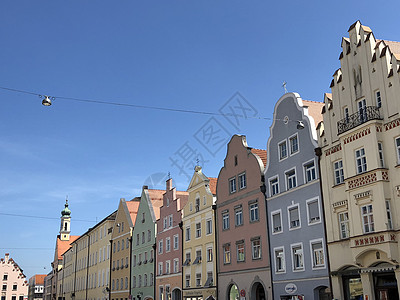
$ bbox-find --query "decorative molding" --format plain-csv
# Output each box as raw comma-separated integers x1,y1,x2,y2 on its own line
353,233,396,247
384,118,400,131
376,125,382,132
332,200,348,212
325,144,342,156
348,172,377,190
343,127,371,145
354,190,372,204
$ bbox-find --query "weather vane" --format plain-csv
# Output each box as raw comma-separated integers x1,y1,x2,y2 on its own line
282,81,288,94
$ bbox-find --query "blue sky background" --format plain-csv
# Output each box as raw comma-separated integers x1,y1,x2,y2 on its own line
1,1,399,279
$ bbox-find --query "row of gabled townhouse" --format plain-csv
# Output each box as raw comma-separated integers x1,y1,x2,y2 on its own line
46,20,400,300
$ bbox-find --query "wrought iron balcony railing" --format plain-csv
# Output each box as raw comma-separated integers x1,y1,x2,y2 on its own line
337,106,382,135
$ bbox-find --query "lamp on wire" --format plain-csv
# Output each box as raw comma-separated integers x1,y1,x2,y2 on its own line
40,95,54,106
297,121,305,130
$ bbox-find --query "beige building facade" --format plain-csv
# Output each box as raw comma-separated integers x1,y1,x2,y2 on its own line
319,21,400,300
182,166,217,300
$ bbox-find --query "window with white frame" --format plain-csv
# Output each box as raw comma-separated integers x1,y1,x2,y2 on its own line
361,204,374,233
311,240,325,268
222,212,229,230
195,222,201,238
148,230,151,242
376,90,382,108
289,134,299,155
158,240,163,254
334,160,344,185
173,234,179,250
386,200,393,230
165,237,171,252
304,160,316,183
163,217,167,229
195,198,200,212
206,219,212,235
271,210,282,233
236,241,245,262
339,212,349,239
185,226,191,241
238,173,246,190
159,286,164,300
158,263,163,275
235,207,243,226
274,247,285,273
165,260,170,274
286,169,297,190
270,177,279,196
229,177,237,193
169,215,173,227
344,106,349,123
355,148,367,174
378,142,385,168
207,247,213,262
288,205,300,229
251,238,261,259
279,140,288,160
173,259,179,273
291,244,304,271
396,137,400,164
196,273,201,287
223,244,231,264
185,275,190,288
307,198,320,224
249,202,259,222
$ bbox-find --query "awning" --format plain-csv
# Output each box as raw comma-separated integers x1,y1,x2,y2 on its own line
360,264,399,273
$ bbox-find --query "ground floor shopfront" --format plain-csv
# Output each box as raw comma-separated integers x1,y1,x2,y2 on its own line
218,268,272,300
157,274,182,300
182,287,216,300
273,277,330,300
332,264,400,300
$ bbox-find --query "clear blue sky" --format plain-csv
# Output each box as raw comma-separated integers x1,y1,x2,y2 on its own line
1,0,399,279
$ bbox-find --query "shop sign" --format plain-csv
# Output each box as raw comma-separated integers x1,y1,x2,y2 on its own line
284,283,297,294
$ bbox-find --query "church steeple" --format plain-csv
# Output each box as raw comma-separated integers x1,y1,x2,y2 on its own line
60,198,71,241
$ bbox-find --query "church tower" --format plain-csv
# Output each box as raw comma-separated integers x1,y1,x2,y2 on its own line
59,199,71,241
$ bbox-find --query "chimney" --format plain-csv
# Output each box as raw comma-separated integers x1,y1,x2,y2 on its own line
166,178,173,191
143,185,149,190
5,253,9,262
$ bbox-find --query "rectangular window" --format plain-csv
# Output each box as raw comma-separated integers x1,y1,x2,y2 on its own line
2,285,6,291
165,260,170,274
207,248,213,262
229,177,237,193
378,142,385,168
334,160,344,185
376,90,382,108
289,134,299,155
158,240,163,254
288,205,300,229
238,173,246,189
237,242,245,262
173,259,179,273
307,198,320,224
339,212,349,239
206,219,212,235
269,177,279,196
158,263,163,275
396,137,400,164
148,229,151,242
195,223,201,238
361,204,374,233
194,250,202,264
249,202,259,222
196,273,201,287
286,169,297,190
235,207,243,226
12,284,17,291
274,247,285,273
272,211,282,233
222,212,230,230
195,198,200,212
185,275,190,288
136,233,139,246
159,286,164,300
279,140,288,160
223,244,231,264
344,107,349,123
2,274,7,281
292,244,304,271
173,234,179,250
304,160,316,182
251,238,261,259
163,218,167,229
386,200,393,230
356,148,367,174
185,226,191,241
166,237,171,252
311,240,325,268
169,215,173,227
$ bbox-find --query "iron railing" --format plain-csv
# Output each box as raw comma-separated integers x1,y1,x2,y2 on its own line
337,106,381,135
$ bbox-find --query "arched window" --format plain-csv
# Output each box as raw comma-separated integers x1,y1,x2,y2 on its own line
116,279,119,290
117,241,120,251
112,279,115,291
125,277,128,289
120,277,123,290
229,284,239,300
121,239,125,250
64,222,68,231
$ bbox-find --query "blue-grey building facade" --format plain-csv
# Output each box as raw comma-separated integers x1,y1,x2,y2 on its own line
264,93,331,300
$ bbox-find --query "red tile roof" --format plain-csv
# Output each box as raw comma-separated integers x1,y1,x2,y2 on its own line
57,235,79,259
147,189,165,220
302,100,324,127
34,274,46,285
251,148,267,167
208,178,217,195
126,200,140,227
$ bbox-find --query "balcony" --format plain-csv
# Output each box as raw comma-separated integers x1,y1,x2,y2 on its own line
337,106,382,135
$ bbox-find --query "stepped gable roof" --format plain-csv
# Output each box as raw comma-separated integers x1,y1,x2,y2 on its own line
382,40,400,59
251,148,267,166
57,235,79,259
126,199,140,226
34,274,46,285
208,178,217,195
302,100,324,127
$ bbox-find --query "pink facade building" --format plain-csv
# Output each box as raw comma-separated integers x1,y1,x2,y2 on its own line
216,135,272,300
0,253,28,300
156,178,188,300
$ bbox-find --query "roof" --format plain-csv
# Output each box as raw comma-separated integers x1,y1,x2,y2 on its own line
147,189,165,220
383,40,400,56
208,177,217,195
125,200,140,227
251,148,267,166
34,274,46,285
57,235,79,259
302,100,324,127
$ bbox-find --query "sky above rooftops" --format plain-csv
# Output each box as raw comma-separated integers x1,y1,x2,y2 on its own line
1,0,399,279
